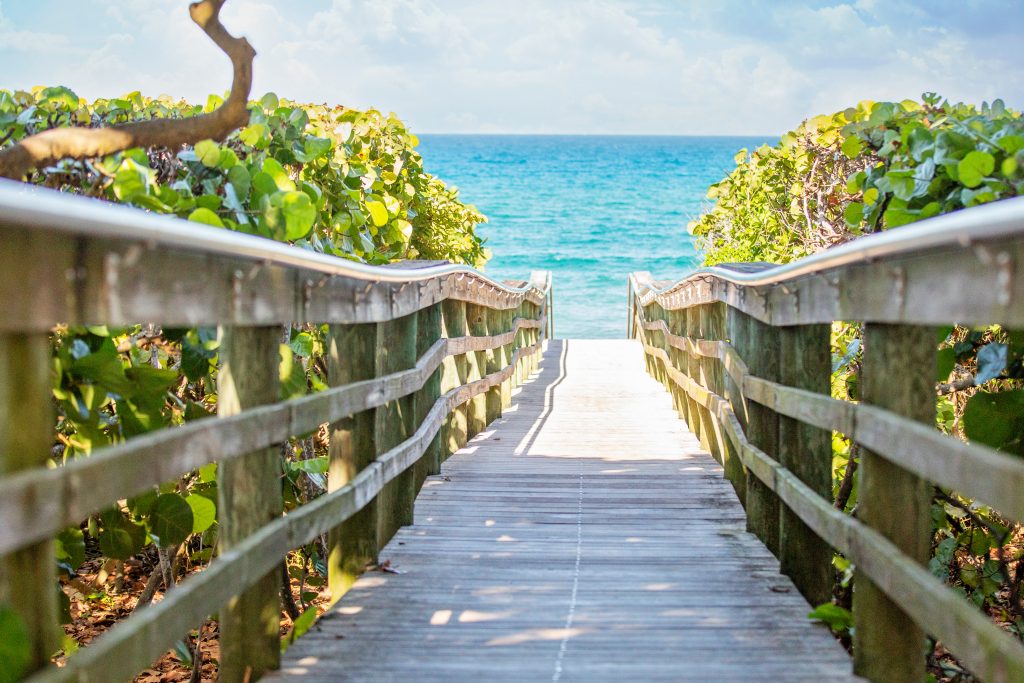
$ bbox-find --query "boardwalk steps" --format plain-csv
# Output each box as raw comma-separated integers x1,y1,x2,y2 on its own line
274,340,856,682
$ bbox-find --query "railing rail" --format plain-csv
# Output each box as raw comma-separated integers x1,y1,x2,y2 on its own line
0,181,552,682
630,200,1024,683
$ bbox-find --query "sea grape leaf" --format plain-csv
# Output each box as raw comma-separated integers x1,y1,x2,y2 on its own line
958,151,995,188
149,493,194,547
963,390,1024,455
187,208,224,228
185,494,216,534
366,200,388,227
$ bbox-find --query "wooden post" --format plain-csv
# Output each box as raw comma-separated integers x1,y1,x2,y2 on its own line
375,312,418,549
686,305,713,452
217,326,283,681
415,302,443,490
853,324,934,682
737,312,781,557
0,334,58,674
441,300,469,457
326,323,378,601
667,309,688,423
679,306,703,441
483,306,502,424
724,306,748,506
499,307,514,409
513,300,526,387
777,323,833,607
710,303,745,502
698,303,727,465
465,304,488,436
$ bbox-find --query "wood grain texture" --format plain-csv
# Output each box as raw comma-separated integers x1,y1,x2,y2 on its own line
274,340,855,682
0,334,58,673
327,323,379,601
777,324,833,608
216,325,283,681
853,324,934,683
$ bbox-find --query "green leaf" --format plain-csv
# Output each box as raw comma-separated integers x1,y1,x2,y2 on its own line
843,202,864,227
199,462,218,483
0,604,31,683
149,493,194,547
71,344,132,396
883,205,919,228
807,603,853,633
288,331,314,357
218,147,239,170
185,494,216,534
112,158,152,202
840,135,863,159
187,208,225,228
279,345,308,400
98,509,146,560
228,165,251,199
194,139,221,168
282,607,318,652
366,200,388,227
963,390,1024,455
239,122,266,147
958,151,995,189
182,341,214,382
263,158,296,192
55,527,86,571
281,191,317,240
261,92,280,111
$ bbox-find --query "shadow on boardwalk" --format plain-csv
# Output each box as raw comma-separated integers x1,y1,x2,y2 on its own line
272,339,857,682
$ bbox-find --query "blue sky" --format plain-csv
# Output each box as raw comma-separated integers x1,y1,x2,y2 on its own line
1,0,1021,135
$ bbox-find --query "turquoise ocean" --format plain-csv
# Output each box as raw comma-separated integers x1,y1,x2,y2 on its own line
416,135,774,338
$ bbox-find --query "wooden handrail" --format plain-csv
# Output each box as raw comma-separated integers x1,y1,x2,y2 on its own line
630,201,1024,683
0,188,552,682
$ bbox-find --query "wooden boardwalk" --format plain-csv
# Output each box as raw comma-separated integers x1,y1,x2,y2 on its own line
274,339,856,682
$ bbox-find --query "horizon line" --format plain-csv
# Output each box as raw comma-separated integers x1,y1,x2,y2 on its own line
416,132,780,138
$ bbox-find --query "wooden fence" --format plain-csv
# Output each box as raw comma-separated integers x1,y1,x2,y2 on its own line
630,196,1024,683
0,181,551,682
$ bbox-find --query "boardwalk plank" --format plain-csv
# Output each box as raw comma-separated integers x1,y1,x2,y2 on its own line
273,339,857,682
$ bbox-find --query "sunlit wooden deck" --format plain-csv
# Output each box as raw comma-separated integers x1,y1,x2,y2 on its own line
274,339,856,681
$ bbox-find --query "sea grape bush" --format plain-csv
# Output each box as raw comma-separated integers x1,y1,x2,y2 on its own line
0,86,488,265
0,85,489,666
691,94,1024,668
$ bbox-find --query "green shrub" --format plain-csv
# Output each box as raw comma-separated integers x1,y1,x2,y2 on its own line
0,86,486,264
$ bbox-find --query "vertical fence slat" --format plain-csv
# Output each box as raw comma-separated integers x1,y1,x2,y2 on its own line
441,300,469,457
484,307,502,424
217,325,283,681
326,322,378,601
738,313,782,557
777,323,833,607
415,302,443,490
500,307,514,409
465,304,488,437
375,312,418,548
724,306,748,505
711,302,745,501
853,323,935,682
0,333,58,674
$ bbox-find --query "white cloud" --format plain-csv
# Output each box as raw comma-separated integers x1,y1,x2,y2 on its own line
0,0,1020,134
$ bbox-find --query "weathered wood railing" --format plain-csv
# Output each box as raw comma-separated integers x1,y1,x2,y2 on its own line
0,180,551,682
631,197,1024,683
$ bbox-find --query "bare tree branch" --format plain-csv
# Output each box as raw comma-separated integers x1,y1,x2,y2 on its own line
0,0,255,179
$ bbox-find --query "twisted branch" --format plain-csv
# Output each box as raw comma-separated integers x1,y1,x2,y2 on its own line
0,0,255,179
